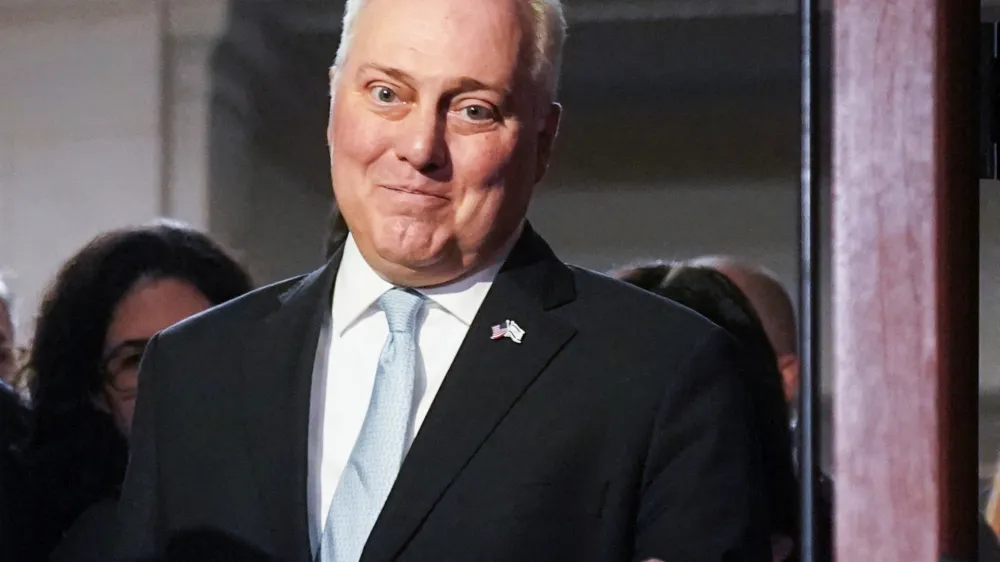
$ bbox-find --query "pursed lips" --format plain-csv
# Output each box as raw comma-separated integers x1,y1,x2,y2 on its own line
381,184,450,201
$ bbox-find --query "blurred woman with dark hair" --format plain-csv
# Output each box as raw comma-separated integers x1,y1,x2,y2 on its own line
0,369,29,562
9,220,253,562
613,261,800,562
0,274,19,389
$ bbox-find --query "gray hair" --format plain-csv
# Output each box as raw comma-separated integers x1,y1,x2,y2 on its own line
333,0,567,101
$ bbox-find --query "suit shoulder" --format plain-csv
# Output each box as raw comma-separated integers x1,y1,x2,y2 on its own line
555,266,744,420
566,265,721,338
156,274,307,345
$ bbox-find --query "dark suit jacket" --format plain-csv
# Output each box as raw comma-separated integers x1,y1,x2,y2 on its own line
0,384,28,562
980,515,1000,562
50,498,118,562
115,226,771,562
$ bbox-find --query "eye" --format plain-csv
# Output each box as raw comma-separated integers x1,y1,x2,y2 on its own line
369,85,400,104
459,104,497,122
121,351,144,369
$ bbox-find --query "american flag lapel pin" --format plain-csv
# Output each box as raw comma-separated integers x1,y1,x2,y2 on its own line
490,319,525,344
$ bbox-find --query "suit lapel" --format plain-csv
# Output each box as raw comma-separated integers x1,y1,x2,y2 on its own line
363,226,578,562
241,250,342,561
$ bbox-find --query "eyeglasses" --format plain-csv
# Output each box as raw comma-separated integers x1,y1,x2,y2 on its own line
100,338,149,394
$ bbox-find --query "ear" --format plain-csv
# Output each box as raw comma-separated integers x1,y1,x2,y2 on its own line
534,102,562,183
777,354,800,403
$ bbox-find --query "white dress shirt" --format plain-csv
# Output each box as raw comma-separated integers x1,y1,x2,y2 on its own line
307,232,517,550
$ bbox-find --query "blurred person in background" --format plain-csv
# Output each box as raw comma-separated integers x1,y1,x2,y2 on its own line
0,387,28,562
0,275,17,387
988,461,1000,535
982,460,1000,560
687,257,799,402
0,270,28,562
686,256,833,562
8,221,252,562
613,262,799,562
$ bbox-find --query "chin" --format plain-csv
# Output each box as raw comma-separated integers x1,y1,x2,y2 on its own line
371,227,447,270
376,245,436,269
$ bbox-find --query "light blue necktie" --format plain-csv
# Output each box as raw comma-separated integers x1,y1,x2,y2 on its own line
320,287,425,562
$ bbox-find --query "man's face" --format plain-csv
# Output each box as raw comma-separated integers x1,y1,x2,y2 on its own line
328,0,561,286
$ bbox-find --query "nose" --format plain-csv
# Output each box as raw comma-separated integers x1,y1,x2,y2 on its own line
393,105,448,171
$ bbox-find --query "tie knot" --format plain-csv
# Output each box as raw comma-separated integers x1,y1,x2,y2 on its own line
378,288,425,334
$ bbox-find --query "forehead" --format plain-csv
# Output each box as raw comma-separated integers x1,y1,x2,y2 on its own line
105,278,211,345
349,0,531,86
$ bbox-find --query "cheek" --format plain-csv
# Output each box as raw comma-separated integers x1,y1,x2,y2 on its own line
450,141,530,230
111,394,137,435
452,137,521,191
332,116,368,209
331,101,389,183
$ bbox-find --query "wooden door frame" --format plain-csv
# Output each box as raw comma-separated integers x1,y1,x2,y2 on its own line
831,0,980,559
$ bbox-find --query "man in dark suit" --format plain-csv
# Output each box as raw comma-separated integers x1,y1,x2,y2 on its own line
115,0,771,560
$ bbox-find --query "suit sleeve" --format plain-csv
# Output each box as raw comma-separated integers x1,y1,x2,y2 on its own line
114,335,164,562
634,327,772,562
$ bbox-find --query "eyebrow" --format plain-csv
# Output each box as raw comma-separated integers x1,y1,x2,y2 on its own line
359,63,416,85
359,64,511,98
453,77,511,98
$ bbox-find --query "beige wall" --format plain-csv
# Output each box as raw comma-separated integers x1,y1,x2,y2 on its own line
0,2,163,336
0,0,226,337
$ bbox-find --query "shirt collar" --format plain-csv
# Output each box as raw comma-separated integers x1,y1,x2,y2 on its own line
418,253,503,326
330,236,395,336
330,223,522,334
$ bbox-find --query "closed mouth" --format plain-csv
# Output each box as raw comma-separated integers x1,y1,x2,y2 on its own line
382,185,449,201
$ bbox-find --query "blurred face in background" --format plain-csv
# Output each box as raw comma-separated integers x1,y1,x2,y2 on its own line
328,0,561,287
0,301,14,385
99,277,211,434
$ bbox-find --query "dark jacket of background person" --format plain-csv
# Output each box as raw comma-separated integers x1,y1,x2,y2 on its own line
0,382,29,562
615,262,802,561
